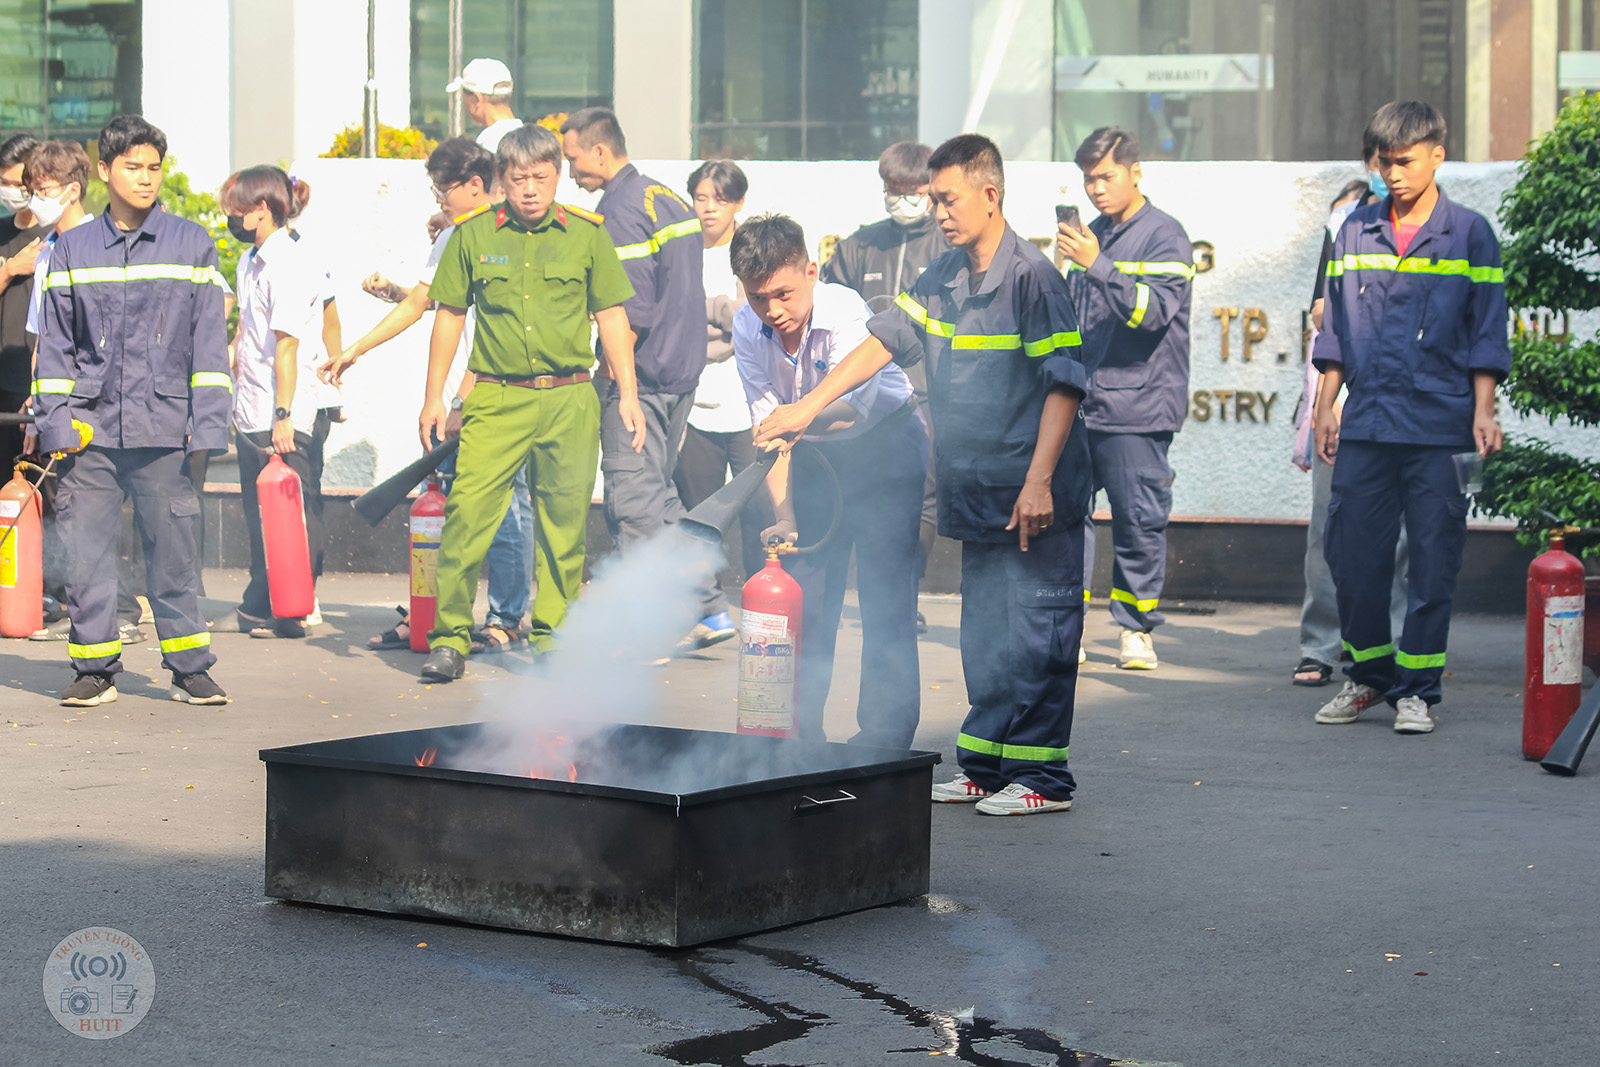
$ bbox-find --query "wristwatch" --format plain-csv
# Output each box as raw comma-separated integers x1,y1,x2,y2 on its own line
274,406,291,421
449,396,464,412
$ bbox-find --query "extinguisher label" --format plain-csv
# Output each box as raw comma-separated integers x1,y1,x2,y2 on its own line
0,529,16,588
1544,594,1584,686
410,516,445,597
0,500,19,519
738,611,795,731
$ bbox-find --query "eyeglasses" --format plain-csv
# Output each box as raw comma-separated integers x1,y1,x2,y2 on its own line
430,181,462,200
29,183,64,198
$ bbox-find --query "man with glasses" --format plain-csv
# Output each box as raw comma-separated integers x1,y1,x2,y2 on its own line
321,137,535,656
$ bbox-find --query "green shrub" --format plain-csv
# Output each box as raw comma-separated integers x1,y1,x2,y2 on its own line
320,124,437,160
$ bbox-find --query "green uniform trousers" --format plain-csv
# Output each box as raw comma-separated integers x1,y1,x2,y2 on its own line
429,381,600,655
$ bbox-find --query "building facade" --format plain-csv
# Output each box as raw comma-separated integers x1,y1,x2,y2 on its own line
1,1,1596,189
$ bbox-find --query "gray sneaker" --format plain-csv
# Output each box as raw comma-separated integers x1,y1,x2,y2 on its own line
1314,681,1385,724
1393,696,1436,734
61,673,118,707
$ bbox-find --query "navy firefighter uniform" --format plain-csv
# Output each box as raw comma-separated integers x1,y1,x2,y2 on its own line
32,207,232,679
1313,188,1511,706
1065,200,1192,634
868,226,1090,799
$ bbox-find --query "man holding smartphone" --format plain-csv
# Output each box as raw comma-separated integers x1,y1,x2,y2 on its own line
1057,126,1193,672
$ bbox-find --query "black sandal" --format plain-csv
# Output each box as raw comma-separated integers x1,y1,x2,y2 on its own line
1292,657,1333,687
368,606,411,650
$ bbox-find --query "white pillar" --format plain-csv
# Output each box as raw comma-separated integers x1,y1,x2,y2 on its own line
1531,0,1559,138
1465,0,1492,162
918,0,975,147
142,0,235,190
612,0,692,158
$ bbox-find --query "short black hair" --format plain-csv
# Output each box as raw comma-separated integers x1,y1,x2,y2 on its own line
0,133,39,170
687,158,748,202
1361,124,1381,165
561,107,627,156
1366,101,1447,153
927,133,1005,206
427,136,495,191
1332,179,1371,210
729,213,808,284
1075,126,1138,170
98,114,167,163
878,141,933,191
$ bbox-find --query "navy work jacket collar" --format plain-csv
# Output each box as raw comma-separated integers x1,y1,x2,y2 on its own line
1359,186,1455,257
1090,197,1156,246
941,224,1019,304
97,202,165,249
600,163,640,200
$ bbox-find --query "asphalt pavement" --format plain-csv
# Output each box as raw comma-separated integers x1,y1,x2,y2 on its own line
2,569,1596,1066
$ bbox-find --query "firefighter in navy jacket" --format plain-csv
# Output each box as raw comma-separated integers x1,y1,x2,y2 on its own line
1059,127,1192,672
1310,101,1508,735
757,135,1090,817
32,115,231,708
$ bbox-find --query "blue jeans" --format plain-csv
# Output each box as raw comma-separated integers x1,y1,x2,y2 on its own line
438,451,533,630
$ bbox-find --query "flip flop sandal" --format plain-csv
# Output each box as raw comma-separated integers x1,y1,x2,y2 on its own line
1292,658,1333,687
368,606,411,651
470,624,525,655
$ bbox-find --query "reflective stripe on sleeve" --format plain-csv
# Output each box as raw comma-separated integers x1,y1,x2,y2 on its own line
1395,649,1447,670
1110,588,1159,612
190,372,233,391
612,217,704,261
957,732,1070,763
1113,260,1196,279
1022,331,1083,357
1342,640,1395,662
892,293,957,337
160,632,212,654
1126,282,1150,327
1327,254,1503,283
69,639,122,660
31,378,74,395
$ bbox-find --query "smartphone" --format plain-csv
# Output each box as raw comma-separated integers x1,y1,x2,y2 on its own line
1055,204,1081,232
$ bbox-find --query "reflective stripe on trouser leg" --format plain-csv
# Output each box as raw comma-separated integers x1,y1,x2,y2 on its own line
1088,430,1172,632
954,527,1083,800
125,448,215,675
1391,445,1468,705
57,450,128,676
1325,441,1405,694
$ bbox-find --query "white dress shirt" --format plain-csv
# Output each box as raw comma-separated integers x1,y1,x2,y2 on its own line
689,242,752,434
733,280,912,442
233,228,325,434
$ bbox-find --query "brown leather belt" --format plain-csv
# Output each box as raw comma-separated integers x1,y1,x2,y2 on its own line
477,371,592,390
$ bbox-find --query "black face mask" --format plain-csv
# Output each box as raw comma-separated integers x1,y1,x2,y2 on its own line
227,213,257,244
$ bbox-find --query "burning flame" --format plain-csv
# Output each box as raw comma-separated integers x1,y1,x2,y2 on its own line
414,747,437,767
522,734,578,783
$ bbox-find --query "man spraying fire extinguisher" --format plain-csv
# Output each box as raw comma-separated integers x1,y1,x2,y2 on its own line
31,115,231,708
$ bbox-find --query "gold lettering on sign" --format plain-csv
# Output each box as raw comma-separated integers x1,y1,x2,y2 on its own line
1210,388,1236,420
1189,391,1281,423
1213,307,1240,360
1241,309,1267,362
1191,391,1212,420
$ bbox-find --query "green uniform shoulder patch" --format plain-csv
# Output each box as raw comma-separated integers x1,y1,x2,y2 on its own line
562,203,605,226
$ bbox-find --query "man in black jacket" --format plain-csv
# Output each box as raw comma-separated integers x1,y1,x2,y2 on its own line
820,143,948,615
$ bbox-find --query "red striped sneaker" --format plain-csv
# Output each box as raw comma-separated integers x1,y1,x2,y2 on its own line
975,782,1073,816
931,773,992,803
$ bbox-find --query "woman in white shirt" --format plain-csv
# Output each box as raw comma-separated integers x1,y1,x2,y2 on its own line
221,165,327,639
672,159,774,582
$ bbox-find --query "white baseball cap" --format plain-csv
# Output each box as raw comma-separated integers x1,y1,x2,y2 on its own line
445,58,513,95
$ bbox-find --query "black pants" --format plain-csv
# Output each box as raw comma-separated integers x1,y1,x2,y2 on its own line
0,387,26,473
673,423,775,581
236,429,324,620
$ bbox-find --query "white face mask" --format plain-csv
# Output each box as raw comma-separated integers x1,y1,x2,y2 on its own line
885,192,929,226
29,188,69,228
0,186,29,213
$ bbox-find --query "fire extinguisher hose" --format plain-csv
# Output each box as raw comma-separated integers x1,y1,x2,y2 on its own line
780,443,842,558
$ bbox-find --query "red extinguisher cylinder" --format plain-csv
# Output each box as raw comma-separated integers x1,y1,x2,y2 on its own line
0,469,44,638
257,454,315,619
1523,530,1587,760
737,556,802,738
409,479,447,653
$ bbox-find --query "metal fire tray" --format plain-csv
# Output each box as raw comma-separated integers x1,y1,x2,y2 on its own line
259,722,940,947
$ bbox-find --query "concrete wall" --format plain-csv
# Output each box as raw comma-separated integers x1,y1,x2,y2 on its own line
286,154,1599,523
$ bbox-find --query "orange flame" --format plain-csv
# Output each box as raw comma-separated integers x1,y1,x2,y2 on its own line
520,733,579,783
414,747,437,767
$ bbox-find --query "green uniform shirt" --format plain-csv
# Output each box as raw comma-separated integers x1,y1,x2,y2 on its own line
428,202,634,377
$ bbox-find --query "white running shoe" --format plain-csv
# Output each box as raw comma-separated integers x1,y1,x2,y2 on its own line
1393,695,1436,734
1119,629,1157,670
1314,681,1385,724
305,598,322,627
1078,645,1087,665
974,782,1073,816
931,773,992,803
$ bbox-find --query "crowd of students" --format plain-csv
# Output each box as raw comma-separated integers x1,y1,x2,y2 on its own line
0,63,1506,810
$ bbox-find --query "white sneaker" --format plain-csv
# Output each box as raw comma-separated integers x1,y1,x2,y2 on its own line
1078,645,1087,665
1119,629,1157,670
931,773,992,803
1314,681,1385,724
974,782,1073,816
1393,695,1436,734
305,598,323,627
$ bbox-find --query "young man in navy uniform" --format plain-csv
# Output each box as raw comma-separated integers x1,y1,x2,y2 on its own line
1311,100,1508,735
757,134,1090,816
1058,127,1192,672
33,114,231,706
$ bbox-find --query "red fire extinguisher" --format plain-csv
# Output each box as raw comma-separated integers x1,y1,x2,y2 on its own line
0,465,43,638
1523,527,1586,760
408,478,447,652
737,547,803,738
257,454,315,619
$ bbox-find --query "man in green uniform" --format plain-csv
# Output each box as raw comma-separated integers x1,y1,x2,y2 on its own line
417,123,645,681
